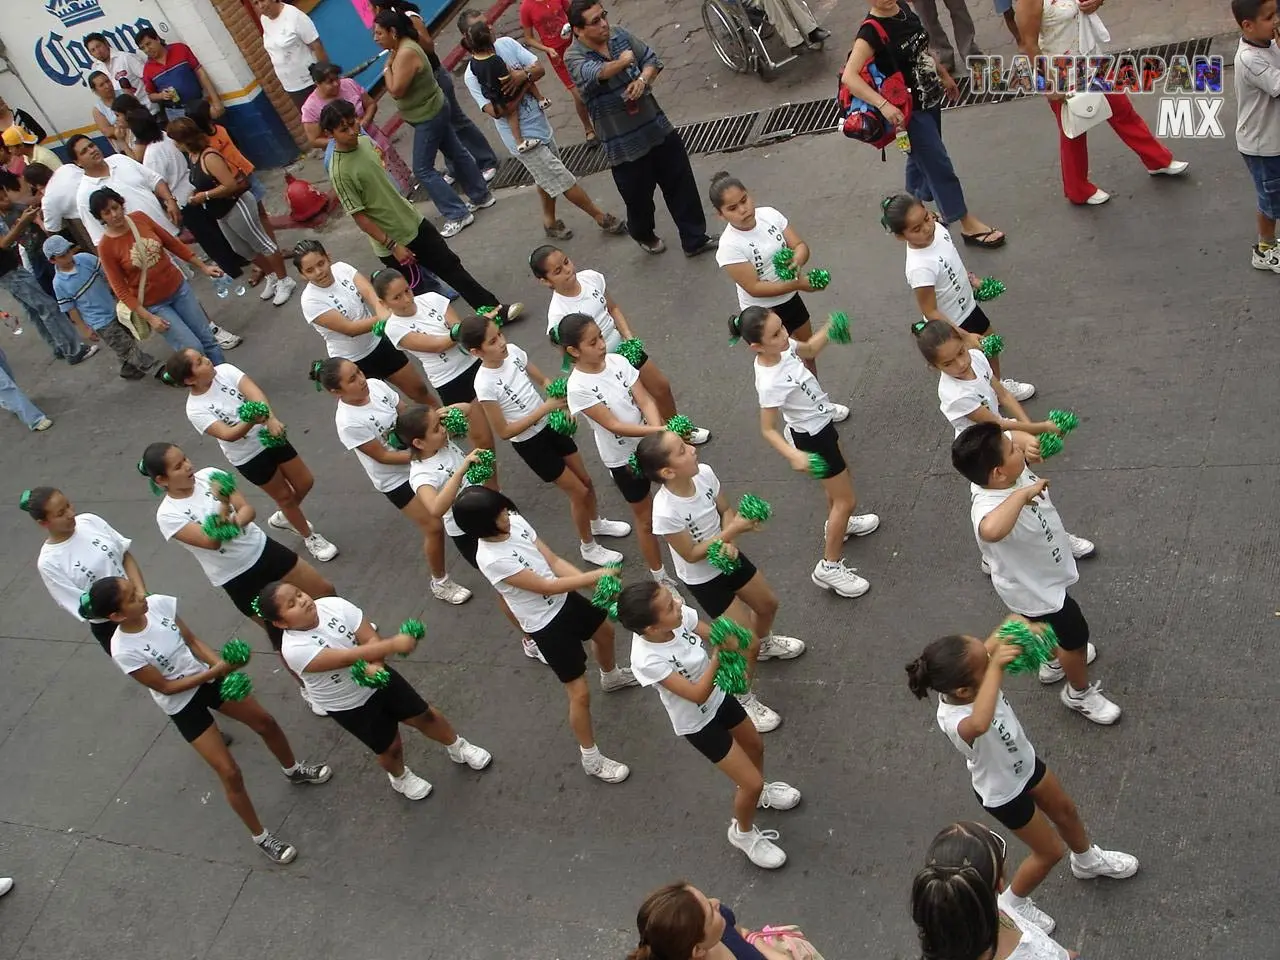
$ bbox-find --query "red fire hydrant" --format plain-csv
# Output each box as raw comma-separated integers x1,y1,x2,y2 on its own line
284,173,330,223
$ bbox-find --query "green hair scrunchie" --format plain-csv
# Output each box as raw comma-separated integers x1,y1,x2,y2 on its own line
544,377,568,399
371,319,387,339
616,338,645,368
806,268,831,291
807,453,831,479
465,448,496,484
310,360,325,391
1047,409,1079,434
705,540,740,575
260,429,290,449
449,322,463,342
78,591,94,619
19,489,32,511
974,277,1007,302
996,618,1059,675
737,494,772,523
351,660,391,688
772,247,796,281
209,471,237,498
202,514,242,543
547,409,577,436
220,671,253,701
1037,433,1064,459
250,596,262,618
980,334,1005,358
137,459,162,496
665,415,697,441
385,429,406,451
440,407,469,438
825,311,852,345
221,639,252,667
237,401,270,425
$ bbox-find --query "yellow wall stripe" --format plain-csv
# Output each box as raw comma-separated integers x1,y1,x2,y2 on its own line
43,81,265,144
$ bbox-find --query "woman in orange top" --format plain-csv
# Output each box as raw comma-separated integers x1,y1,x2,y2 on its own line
90,186,228,363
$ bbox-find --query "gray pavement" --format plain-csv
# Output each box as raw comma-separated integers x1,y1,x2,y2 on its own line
0,75,1275,960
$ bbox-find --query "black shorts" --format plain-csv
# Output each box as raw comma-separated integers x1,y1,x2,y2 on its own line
979,756,1047,831
356,336,411,381
683,694,750,763
959,304,992,335
1027,593,1089,652
384,480,416,510
686,553,759,619
90,619,116,654
327,669,430,755
529,591,608,683
221,536,299,648
789,420,847,478
771,293,811,335
436,361,480,406
450,531,479,569
609,462,652,504
236,442,300,488
512,425,577,483
170,681,226,743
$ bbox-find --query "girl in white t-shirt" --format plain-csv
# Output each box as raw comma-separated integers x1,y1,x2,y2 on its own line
83,576,332,864
532,244,707,436
616,580,801,870
730,306,879,601
883,193,1035,400
293,240,435,406
459,313,629,570
632,430,805,733
162,348,338,563
906,629,1139,923
26,486,148,653
260,580,492,802
452,486,639,784
310,357,472,607
710,171,822,374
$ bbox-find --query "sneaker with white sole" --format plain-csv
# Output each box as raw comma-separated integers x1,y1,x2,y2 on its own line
301,687,327,716
1148,160,1188,176
430,577,472,605
1252,243,1280,273
271,276,297,306
581,751,630,782
580,540,624,566
482,167,498,182
600,666,639,692
268,510,299,534
446,737,492,770
255,832,297,864
304,532,339,562
522,636,546,663
998,888,1056,935
757,780,801,810
1060,681,1121,724
811,559,870,598
258,275,279,301
1068,534,1095,559
1001,378,1036,401
285,761,333,785
389,767,433,800
757,634,805,660
473,194,496,209
1085,188,1111,205
31,417,53,432
1069,844,1139,880
687,426,711,444
823,514,881,541
1038,642,1097,684
589,517,632,538
728,820,786,869
737,692,781,732
210,325,243,350
440,214,475,238
830,403,850,422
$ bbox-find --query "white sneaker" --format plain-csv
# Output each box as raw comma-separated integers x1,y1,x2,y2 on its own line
473,194,497,209
1001,378,1036,401
430,577,472,605
1149,159,1188,176
258,275,279,301
1039,641,1096,684
687,426,711,444
1068,534,1095,559
271,276,297,306
651,568,682,593
268,510,299,534
811,559,870,598
1070,844,1139,880
211,325,243,350
521,636,546,663
1085,188,1111,205
757,634,805,660
31,417,53,432
581,750,630,783
447,737,492,770
830,403,850,422
1251,243,1280,273
580,540,624,566
757,780,801,810
589,517,632,538
304,532,339,562
442,172,456,185
1060,681,1121,724
301,687,326,716
727,820,786,869
0,878,12,897
389,767,433,800
482,167,498,182
600,666,639,692
440,213,475,238
998,888,1056,935
844,513,881,537
737,692,781,732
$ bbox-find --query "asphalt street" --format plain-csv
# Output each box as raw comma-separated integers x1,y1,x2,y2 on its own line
0,78,1274,959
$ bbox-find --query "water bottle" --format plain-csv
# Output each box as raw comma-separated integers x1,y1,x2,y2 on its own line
213,274,230,299
895,130,911,154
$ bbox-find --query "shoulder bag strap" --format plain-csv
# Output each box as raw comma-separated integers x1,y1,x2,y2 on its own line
124,214,148,307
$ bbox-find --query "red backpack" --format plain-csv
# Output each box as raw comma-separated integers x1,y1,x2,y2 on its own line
837,17,914,152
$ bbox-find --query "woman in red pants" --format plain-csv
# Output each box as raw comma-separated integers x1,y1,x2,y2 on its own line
1016,0,1188,205
518,0,596,142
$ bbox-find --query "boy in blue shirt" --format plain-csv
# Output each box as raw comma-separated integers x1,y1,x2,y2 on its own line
45,236,158,380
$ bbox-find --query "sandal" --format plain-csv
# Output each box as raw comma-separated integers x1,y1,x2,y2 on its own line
246,265,265,287
516,138,540,153
538,97,552,109
961,229,1006,249
585,130,598,146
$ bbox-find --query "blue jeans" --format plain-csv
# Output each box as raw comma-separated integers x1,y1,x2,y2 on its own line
904,105,968,224
437,65,498,178
0,268,84,359
0,347,47,428
412,101,491,222
150,280,225,364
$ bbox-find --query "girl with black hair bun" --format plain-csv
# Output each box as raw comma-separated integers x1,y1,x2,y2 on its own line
311,357,473,607
163,348,338,563
452,485,640,783
26,486,147,653
85,576,332,864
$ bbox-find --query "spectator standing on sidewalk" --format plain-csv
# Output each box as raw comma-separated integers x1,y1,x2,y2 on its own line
911,0,982,73
565,2,715,257
518,0,597,141
0,97,46,143
253,0,328,109
0,346,53,432
138,27,224,122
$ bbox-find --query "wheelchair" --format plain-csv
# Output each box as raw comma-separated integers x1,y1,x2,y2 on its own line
701,0,822,81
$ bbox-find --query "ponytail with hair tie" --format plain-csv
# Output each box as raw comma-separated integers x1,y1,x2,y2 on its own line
879,195,895,232
548,323,561,346
728,313,743,345
911,320,928,336
309,359,325,390
449,322,462,342
18,489,32,511
136,458,162,496
78,591,95,620
160,370,175,384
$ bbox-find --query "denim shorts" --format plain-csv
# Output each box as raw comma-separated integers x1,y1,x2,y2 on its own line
1242,153,1280,221
992,0,1013,14
246,172,267,204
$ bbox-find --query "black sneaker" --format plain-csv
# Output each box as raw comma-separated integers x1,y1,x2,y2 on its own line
256,833,297,864
285,761,333,785
684,236,719,258
67,344,97,365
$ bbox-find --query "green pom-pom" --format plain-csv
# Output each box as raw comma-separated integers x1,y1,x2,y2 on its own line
708,616,752,651
440,407,469,437
260,428,290,449
705,540,740,575
974,277,1007,302
237,400,270,424
980,334,1005,358
351,660,391,688
713,648,750,695
465,448,496,484
1047,409,1079,435
616,338,645,367
772,247,796,281
544,377,568,399
665,415,696,440
591,574,623,611
371,319,387,339
219,671,253,701
737,493,772,523
825,311,851,344
476,305,504,328
1037,433,1064,459
808,453,831,479
202,514,241,543
996,619,1060,675
221,639,252,667
628,452,641,476
400,618,425,640
806,268,831,291
548,409,577,436
209,471,237,498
